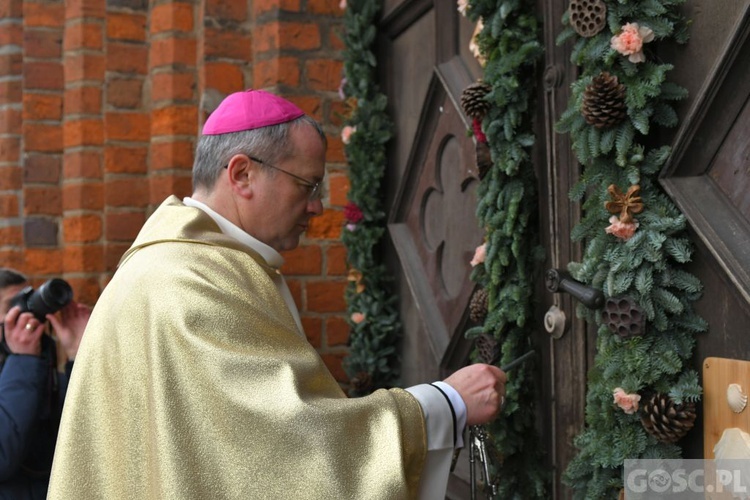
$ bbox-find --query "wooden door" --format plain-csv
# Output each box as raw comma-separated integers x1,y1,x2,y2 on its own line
536,0,750,498
380,0,750,498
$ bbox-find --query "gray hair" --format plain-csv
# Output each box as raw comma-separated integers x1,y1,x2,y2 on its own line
192,115,326,192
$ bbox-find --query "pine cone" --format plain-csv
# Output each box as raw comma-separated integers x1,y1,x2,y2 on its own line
469,288,489,324
640,393,697,443
581,72,627,129
475,333,499,365
569,0,607,38
461,81,492,120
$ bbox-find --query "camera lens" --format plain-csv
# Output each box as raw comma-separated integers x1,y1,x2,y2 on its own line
26,279,73,320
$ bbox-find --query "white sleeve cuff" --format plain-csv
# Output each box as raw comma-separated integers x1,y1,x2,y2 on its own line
405,382,467,450
431,381,467,448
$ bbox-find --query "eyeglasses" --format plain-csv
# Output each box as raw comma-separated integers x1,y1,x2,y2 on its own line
243,156,323,201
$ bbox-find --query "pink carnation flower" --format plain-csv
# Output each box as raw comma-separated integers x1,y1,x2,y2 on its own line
605,215,639,241
341,125,357,145
470,243,487,267
351,312,366,324
611,23,654,63
613,387,641,414
339,0,346,9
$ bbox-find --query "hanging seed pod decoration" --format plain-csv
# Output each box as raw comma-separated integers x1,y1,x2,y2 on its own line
461,81,493,120
569,0,607,38
640,393,697,443
582,72,627,129
475,333,500,365
604,296,646,338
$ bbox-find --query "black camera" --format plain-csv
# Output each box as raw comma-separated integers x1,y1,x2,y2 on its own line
9,278,73,322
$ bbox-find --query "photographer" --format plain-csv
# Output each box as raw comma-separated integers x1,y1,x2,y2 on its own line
0,268,90,499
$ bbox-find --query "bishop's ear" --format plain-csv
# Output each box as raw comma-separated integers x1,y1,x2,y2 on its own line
225,154,256,198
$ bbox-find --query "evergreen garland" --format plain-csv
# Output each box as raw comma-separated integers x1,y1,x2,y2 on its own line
339,0,403,396
465,0,548,497
555,1,707,498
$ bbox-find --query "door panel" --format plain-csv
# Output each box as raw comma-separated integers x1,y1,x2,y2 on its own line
661,6,750,307
381,5,436,187
389,69,482,368
379,2,483,386
660,0,748,128
660,6,750,460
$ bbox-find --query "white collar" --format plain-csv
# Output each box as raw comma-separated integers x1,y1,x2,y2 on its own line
182,197,284,269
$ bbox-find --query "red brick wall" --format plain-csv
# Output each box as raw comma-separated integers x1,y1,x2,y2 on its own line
0,0,350,381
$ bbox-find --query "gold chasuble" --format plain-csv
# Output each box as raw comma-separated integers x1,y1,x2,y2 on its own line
48,196,427,499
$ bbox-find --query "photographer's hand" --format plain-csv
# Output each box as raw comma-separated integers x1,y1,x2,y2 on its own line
3,306,44,356
48,301,91,361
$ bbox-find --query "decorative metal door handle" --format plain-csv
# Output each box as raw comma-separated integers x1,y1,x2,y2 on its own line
545,268,604,309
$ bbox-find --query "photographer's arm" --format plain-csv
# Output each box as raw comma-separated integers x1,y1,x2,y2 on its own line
0,307,47,480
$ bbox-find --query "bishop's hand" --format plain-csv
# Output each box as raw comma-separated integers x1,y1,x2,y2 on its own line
443,364,506,426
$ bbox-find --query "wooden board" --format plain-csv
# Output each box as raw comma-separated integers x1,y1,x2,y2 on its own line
703,357,750,458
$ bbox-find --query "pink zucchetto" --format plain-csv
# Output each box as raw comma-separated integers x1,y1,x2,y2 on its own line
202,89,305,135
